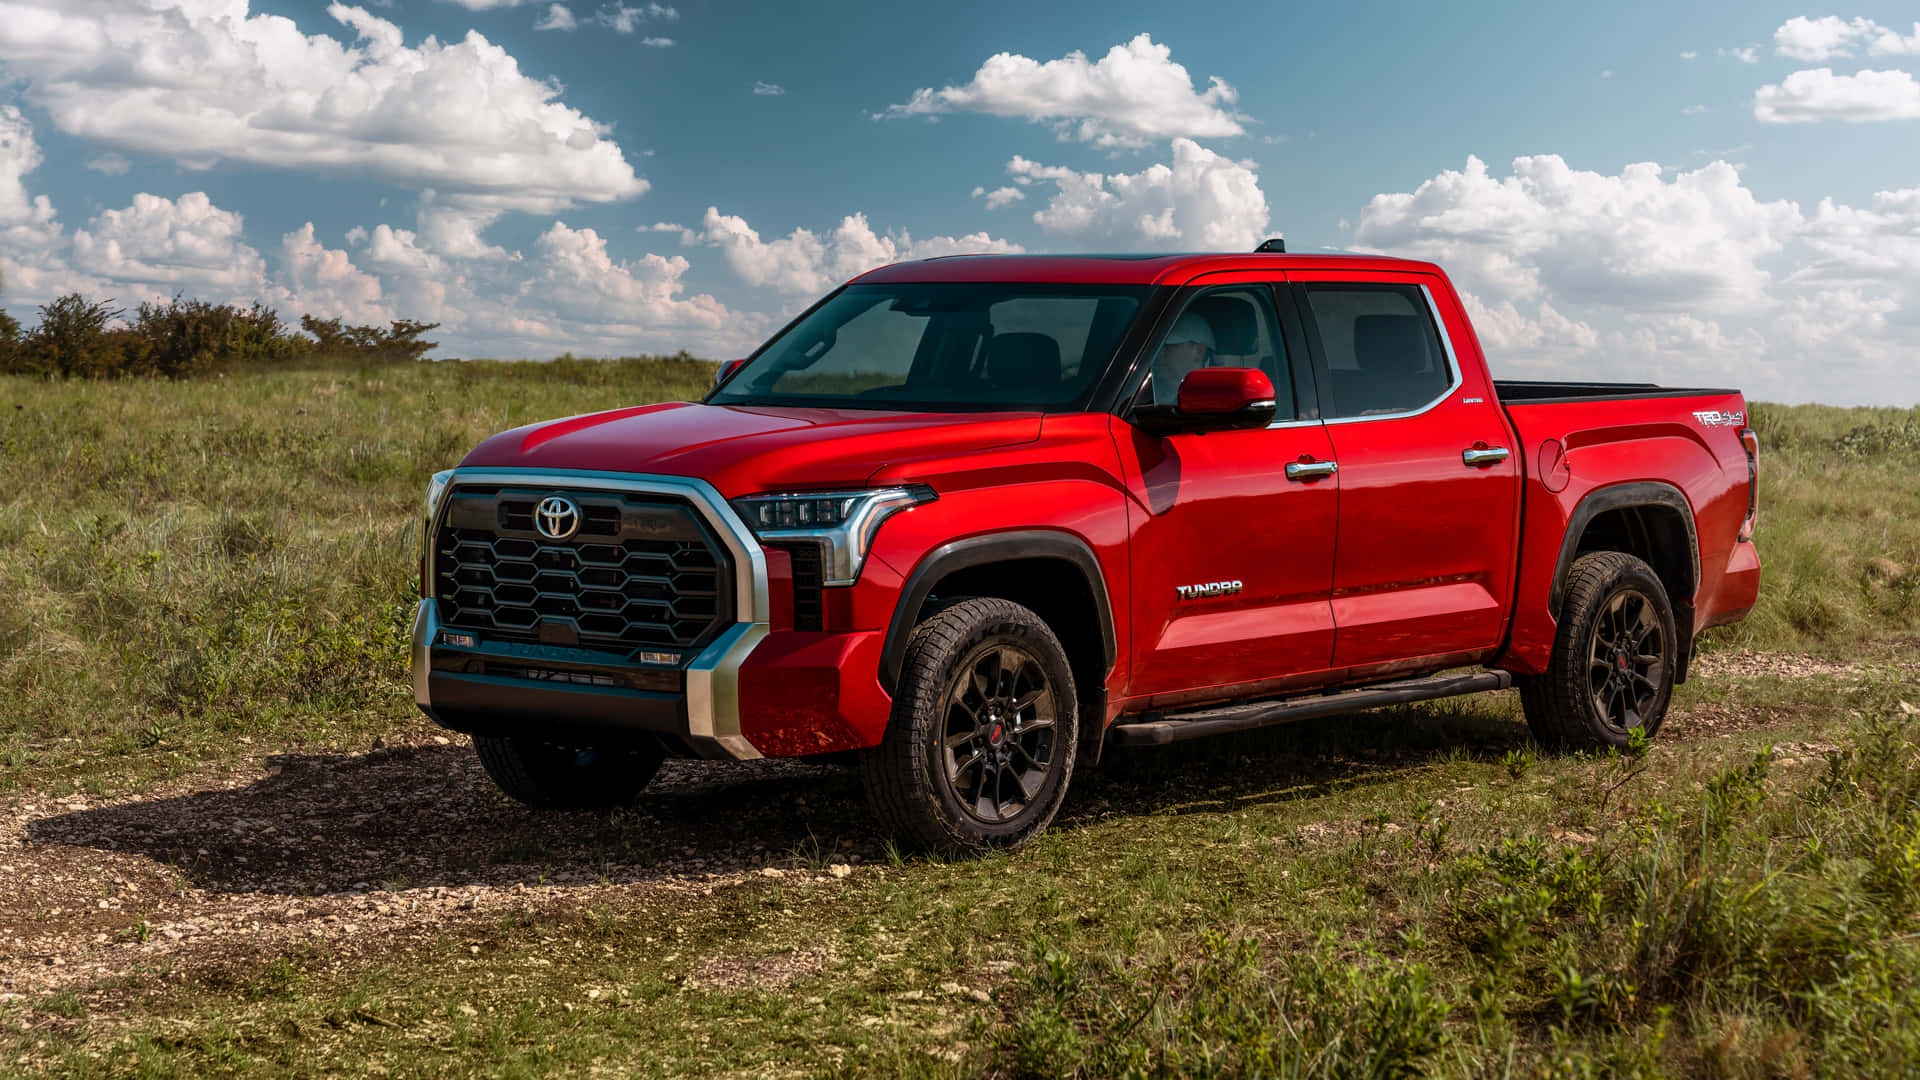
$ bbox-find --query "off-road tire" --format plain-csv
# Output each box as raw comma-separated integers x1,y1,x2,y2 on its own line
473,736,666,810
860,597,1079,856
1519,551,1678,750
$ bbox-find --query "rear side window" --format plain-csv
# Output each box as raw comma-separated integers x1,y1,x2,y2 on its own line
1302,284,1453,419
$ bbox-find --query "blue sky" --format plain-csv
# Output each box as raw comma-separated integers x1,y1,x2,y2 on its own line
3,1,1919,404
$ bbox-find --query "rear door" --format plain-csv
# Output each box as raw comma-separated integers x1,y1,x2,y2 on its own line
1113,277,1342,703
1287,272,1521,670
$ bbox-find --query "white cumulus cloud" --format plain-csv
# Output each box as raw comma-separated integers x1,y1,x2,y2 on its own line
1754,68,1920,122
883,34,1246,148
71,193,268,297
1774,15,1920,60
1005,137,1270,250
1349,153,1920,404
522,222,730,333
972,185,1026,209
533,4,575,30
0,0,648,216
691,207,1022,296
1354,154,1801,313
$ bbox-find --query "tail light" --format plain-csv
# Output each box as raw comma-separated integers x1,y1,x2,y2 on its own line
1737,428,1758,541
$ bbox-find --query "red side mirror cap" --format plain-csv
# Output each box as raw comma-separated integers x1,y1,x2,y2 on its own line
713,358,747,390
1177,367,1277,416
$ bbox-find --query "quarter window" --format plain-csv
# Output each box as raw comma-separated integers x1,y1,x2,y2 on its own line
1302,285,1452,419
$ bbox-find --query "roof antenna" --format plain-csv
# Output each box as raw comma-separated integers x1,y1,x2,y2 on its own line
1254,237,1286,253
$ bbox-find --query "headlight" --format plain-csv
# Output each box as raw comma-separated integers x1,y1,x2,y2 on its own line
731,485,936,586
424,469,455,519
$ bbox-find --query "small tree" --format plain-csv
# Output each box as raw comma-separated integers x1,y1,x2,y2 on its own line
20,294,126,377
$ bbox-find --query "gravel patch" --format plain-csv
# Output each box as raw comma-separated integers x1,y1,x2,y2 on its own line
1,731,886,1000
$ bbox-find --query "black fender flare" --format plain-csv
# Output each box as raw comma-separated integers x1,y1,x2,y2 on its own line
878,530,1118,693
1549,481,1700,614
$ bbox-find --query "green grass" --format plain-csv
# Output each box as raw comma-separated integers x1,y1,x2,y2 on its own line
2,363,1919,1077
0,356,714,795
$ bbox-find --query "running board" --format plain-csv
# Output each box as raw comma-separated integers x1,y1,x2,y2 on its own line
1109,670,1514,747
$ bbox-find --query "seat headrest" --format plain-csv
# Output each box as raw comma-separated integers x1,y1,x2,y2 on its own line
986,332,1062,388
1191,296,1258,355
1352,315,1433,380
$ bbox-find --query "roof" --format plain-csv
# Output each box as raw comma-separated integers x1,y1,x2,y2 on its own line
850,252,1444,287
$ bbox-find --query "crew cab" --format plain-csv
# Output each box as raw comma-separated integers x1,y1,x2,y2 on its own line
412,249,1761,852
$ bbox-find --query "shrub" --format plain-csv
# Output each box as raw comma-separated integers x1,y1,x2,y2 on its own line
15,294,128,377
299,315,440,363
0,292,443,377
122,296,307,377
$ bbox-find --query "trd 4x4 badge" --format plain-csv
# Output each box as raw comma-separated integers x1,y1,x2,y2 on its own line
1693,409,1745,427
1177,580,1244,600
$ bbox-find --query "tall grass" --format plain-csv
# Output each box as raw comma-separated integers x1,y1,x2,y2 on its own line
0,357,713,792
1726,403,1920,649
995,693,1920,1077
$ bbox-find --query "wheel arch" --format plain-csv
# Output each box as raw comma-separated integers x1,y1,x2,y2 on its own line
1551,482,1699,678
879,531,1116,714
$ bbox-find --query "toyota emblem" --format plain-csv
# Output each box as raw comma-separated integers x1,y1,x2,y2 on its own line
534,495,581,540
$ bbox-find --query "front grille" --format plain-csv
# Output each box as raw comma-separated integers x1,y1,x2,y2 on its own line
433,486,733,655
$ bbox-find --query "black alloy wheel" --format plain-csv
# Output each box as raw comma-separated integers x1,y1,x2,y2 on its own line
860,596,1080,855
1586,588,1667,734
1518,550,1679,750
940,641,1060,825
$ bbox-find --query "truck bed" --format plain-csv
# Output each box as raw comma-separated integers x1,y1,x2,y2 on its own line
1493,380,1740,405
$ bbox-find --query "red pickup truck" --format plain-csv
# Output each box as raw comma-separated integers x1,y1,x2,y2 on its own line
412,249,1760,853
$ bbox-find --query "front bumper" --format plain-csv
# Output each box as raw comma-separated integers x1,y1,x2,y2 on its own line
412,469,769,761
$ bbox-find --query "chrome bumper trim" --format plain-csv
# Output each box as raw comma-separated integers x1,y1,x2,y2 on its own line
411,467,770,760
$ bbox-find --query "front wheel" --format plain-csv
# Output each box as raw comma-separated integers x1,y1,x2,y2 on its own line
472,736,666,810
860,597,1079,855
1519,551,1678,750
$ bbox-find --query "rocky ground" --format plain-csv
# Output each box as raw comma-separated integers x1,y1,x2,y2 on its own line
0,736,890,1005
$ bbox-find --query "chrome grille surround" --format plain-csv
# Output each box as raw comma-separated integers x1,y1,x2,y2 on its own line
412,469,770,760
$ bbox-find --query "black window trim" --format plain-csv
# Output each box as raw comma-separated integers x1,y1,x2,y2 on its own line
1290,280,1464,424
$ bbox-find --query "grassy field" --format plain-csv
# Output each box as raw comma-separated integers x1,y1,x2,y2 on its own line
2,361,1919,1078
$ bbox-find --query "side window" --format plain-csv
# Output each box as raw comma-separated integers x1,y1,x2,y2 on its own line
1302,284,1453,419
1145,286,1296,419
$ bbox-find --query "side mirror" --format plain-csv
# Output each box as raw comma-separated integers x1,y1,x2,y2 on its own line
712,358,747,390
1135,367,1278,434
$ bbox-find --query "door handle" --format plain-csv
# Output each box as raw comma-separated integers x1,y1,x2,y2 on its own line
1285,460,1338,481
1462,446,1510,467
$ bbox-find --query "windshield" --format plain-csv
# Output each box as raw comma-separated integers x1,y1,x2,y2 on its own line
709,283,1152,412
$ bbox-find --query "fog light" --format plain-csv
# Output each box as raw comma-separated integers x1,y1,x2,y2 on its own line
633,650,679,666
439,631,477,648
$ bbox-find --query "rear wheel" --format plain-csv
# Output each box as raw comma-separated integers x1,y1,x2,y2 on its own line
860,597,1079,855
473,736,666,809
1519,551,1678,750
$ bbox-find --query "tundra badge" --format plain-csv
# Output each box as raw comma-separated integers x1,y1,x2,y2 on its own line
1177,580,1244,600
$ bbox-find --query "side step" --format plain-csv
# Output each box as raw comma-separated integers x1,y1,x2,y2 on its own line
1109,670,1514,747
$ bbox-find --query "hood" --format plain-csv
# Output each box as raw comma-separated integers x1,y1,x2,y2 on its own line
458,401,1044,495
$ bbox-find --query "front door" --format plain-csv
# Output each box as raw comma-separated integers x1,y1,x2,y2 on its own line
1113,282,1341,703
1288,273,1521,670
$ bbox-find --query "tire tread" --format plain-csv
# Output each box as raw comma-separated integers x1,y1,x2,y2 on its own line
859,597,1078,855
1518,550,1676,750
